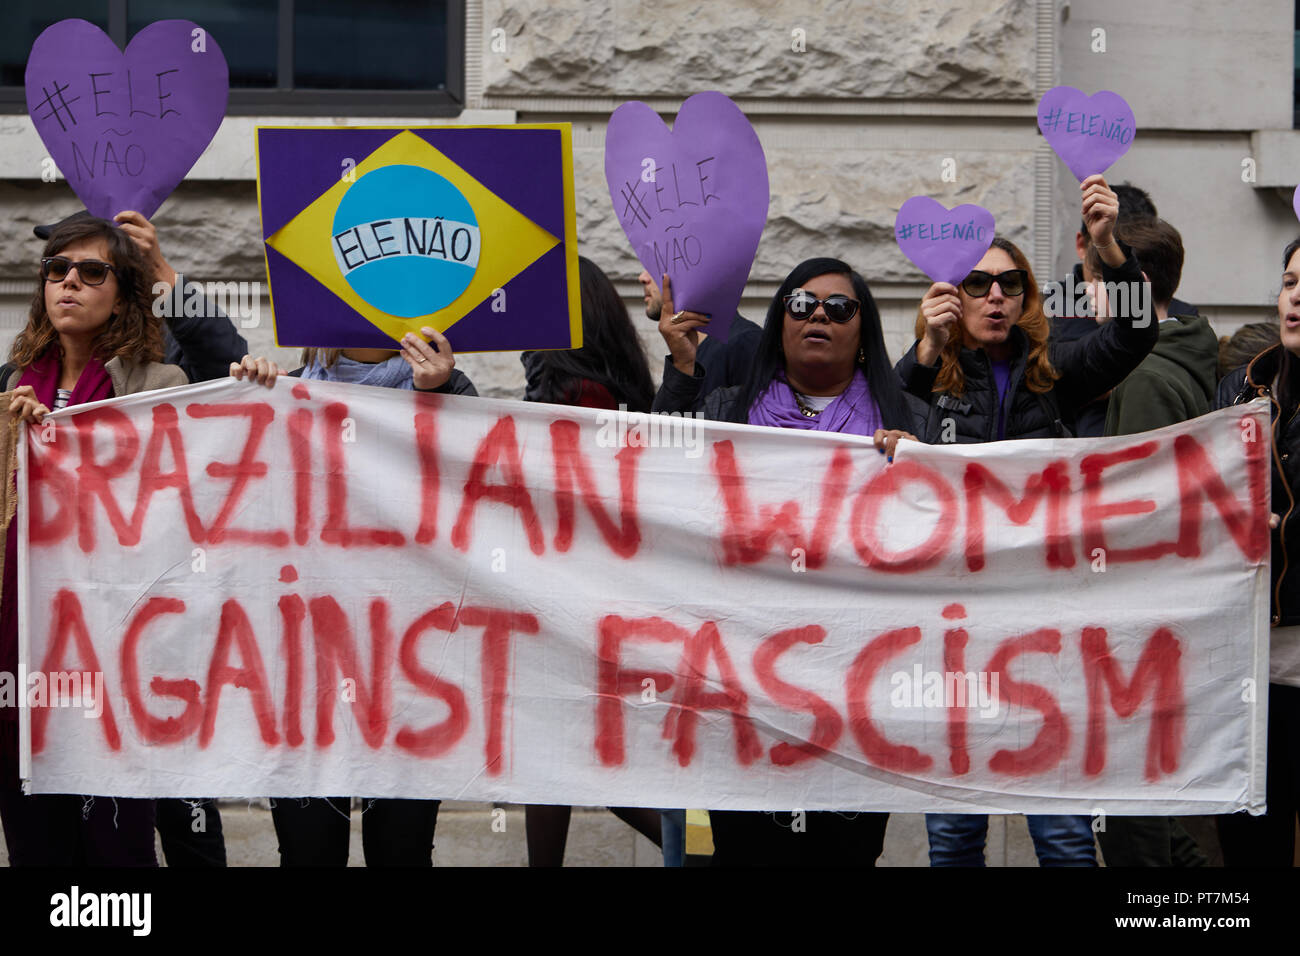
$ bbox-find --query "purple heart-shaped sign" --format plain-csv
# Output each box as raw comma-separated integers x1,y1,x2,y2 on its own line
1292,184,1300,226
604,91,769,342
1037,86,1136,182
26,18,228,220
895,197,996,285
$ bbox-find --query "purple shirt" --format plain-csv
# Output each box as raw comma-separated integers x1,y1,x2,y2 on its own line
991,359,1011,440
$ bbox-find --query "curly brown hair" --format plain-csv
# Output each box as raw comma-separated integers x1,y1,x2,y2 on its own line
10,216,165,369
913,236,1059,396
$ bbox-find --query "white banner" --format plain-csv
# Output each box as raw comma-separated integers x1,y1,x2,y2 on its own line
16,379,1270,814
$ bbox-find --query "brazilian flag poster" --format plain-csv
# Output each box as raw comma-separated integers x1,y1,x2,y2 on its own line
256,125,581,351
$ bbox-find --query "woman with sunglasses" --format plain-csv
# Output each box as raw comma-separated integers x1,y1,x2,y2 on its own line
900,175,1156,446
0,215,188,866
1214,236,1300,867
898,175,1158,867
654,257,917,865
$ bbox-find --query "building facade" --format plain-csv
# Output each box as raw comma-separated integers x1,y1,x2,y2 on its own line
0,0,1293,396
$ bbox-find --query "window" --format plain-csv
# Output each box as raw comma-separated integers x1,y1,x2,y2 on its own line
1,0,464,115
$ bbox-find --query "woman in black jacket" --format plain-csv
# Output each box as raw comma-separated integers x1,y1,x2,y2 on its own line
654,257,916,866
1215,236,1300,866
898,176,1156,445
898,175,1158,866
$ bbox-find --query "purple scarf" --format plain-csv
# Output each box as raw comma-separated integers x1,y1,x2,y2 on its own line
747,368,883,435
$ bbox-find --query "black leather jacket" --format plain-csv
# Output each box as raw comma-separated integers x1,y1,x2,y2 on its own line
1218,344,1300,627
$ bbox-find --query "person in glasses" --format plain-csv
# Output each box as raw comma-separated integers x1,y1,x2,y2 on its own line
654,256,917,866
897,175,1157,867
0,215,188,866
33,210,248,386
899,175,1155,447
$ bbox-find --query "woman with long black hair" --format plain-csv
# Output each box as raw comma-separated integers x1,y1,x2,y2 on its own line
654,256,918,865
1216,235,1300,866
521,256,655,413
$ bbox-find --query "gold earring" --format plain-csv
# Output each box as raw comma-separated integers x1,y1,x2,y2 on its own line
857,347,866,364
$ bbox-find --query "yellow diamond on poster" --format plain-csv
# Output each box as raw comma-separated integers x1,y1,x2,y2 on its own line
265,130,560,342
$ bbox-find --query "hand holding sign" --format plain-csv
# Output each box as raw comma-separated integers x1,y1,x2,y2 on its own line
604,91,768,343
25,18,228,220
894,196,996,285
1038,86,1136,182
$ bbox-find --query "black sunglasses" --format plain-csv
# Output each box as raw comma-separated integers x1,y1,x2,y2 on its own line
961,269,1028,298
783,290,860,323
41,256,117,286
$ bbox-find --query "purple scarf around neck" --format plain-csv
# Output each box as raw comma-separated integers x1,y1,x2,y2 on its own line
747,368,882,435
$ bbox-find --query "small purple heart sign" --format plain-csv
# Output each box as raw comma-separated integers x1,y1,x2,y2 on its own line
895,197,996,285
25,18,229,221
1037,86,1136,182
604,91,769,342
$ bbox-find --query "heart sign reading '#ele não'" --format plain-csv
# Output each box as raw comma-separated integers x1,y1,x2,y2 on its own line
604,91,768,342
26,18,228,220
1037,86,1136,182
895,197,996,286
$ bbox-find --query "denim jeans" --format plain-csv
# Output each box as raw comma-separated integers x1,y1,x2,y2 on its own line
925,813,1097,866
660,810,686,867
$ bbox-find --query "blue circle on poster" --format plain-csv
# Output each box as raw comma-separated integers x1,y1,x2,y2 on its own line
331,165,480,318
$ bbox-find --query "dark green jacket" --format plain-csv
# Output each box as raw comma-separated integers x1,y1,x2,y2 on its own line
1103,313,1218,436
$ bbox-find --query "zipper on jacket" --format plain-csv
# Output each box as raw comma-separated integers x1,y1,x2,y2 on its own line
1273,396,1299,626
1252,381,1299,627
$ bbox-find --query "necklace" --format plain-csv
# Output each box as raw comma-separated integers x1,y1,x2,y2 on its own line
793,392,822,418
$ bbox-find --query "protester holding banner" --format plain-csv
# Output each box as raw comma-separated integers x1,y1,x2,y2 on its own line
898,175,1157,866
522,256,668,865
235,329,473,866
1214,237,1300,867
30,209,247,868
0,215,189,865
654,256,916,865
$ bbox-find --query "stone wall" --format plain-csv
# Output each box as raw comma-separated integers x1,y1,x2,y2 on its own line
1,0,1293,396
481,0,1036,100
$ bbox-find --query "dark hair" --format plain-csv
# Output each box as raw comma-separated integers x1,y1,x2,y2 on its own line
11,215,164,368
524,257,654,412
1275,237,1300,415
741,257,911,430
1086,217,1183,307
1219,321,1279,381
1079,181,1159,235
